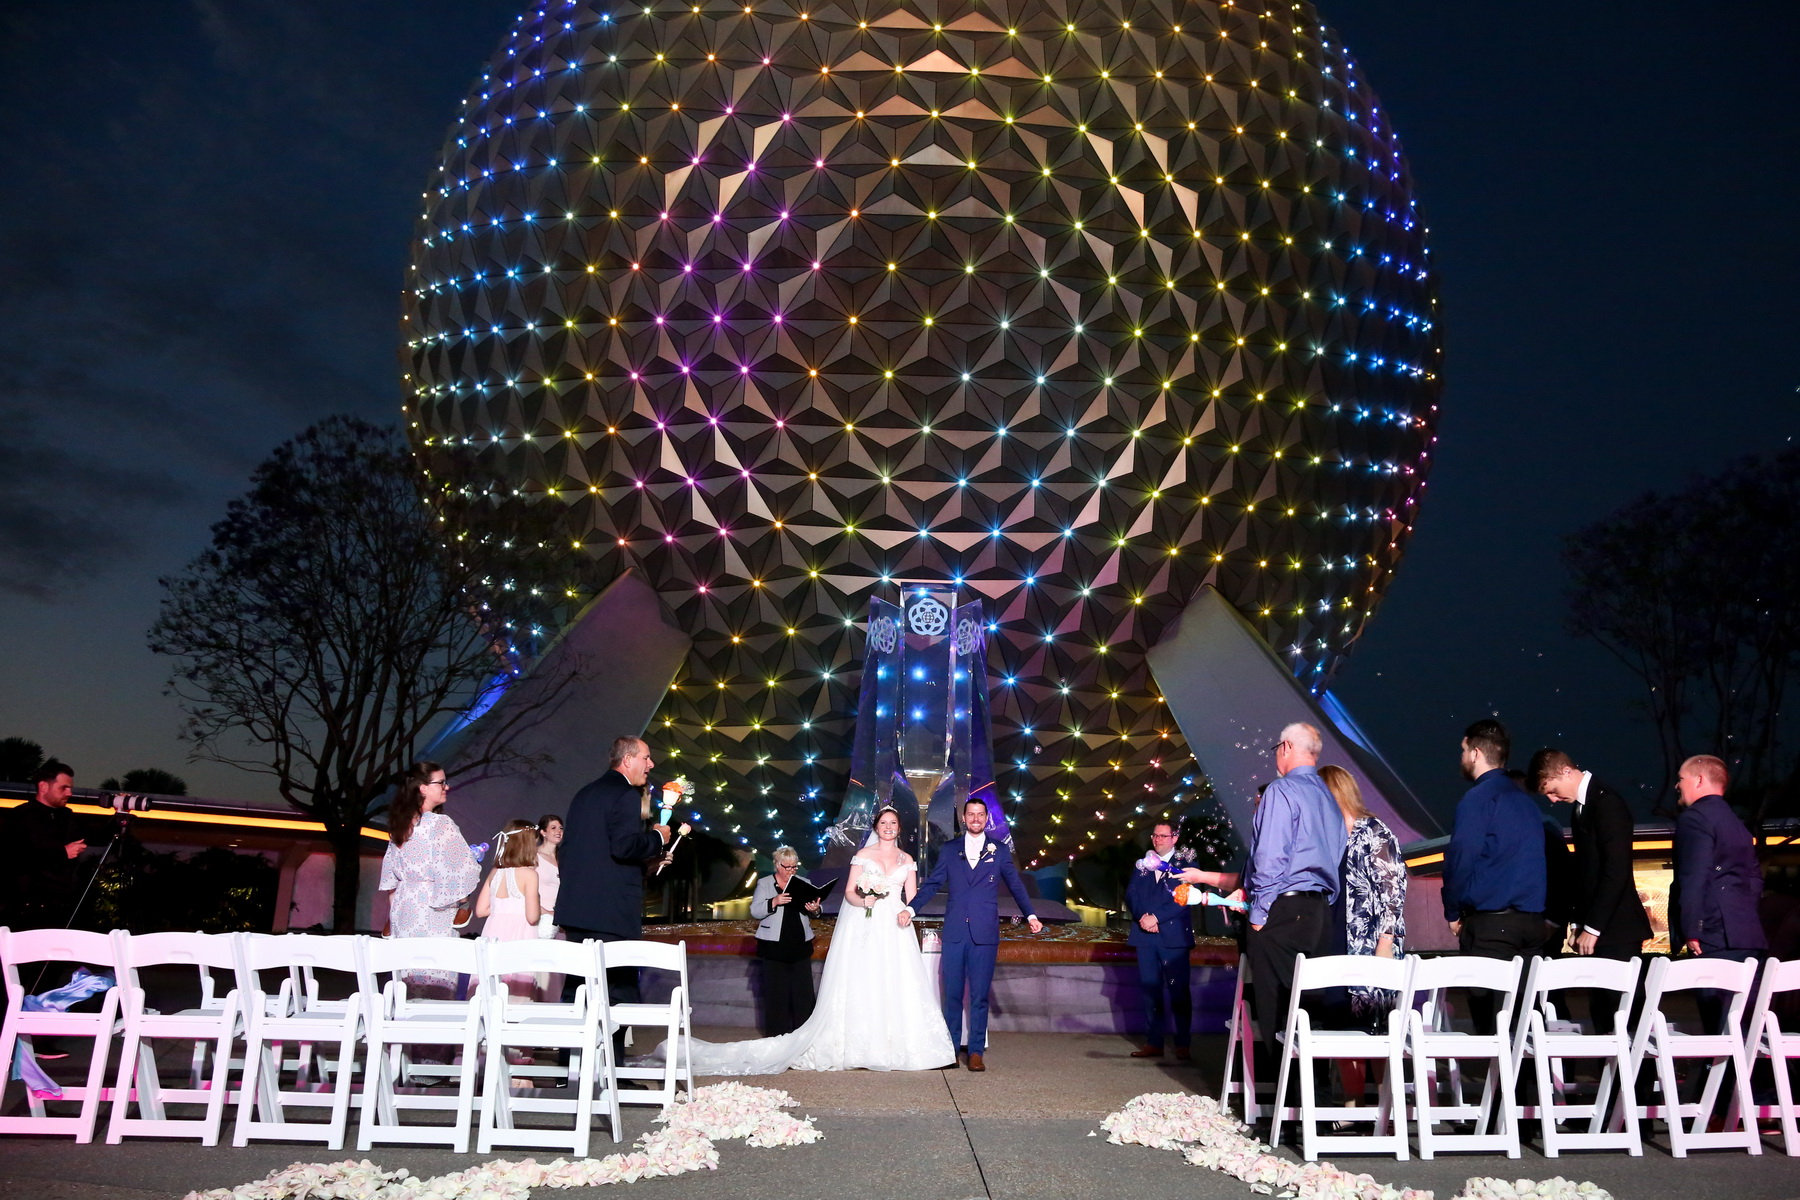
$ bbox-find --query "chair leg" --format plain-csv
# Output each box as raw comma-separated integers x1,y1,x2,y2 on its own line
1413,1047,1434,1159
105,1024,143,1144
1535,1044,1560,1157
1655,1041,1686,1157
1773,1042,1800,1156
1388,1044,1408,1160
1731,1045,1763,1155
1297,1046,1318,1161
1269,1041,1293,1152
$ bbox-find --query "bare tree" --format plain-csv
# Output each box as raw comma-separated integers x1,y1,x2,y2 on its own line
151,416,579,930
1564,445,1800,827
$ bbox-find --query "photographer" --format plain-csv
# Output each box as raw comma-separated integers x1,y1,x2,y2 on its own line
1,760,88,929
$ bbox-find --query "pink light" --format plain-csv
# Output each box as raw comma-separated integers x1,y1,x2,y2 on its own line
713,213,723,223
762,57,771,64
740,364,750,374
635,480,646,488
718,528,730,537
654,315,665,324
741,468,751,478
665,533,675,542
654,419,664,428
779,210,789,219
815,158,825,168
697,583,709,593
683,263,693,273
725,106,734,114
811,260,821,270
742,261,753,272
775,418,785,428
772,313,783,323
630,371,641,380
709,415,720,425
659,211,669,220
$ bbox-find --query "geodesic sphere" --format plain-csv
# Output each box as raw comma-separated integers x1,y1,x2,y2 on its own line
403,0,1441,863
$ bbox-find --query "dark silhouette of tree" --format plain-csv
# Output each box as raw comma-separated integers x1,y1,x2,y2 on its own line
1564,445,1800,828
150,416,582,931
0,737,45,784
98,768,189,795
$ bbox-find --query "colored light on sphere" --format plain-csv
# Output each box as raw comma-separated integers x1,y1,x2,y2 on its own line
402,0,1441,858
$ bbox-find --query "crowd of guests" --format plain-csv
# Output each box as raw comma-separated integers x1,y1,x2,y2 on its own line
376,759,571,1002
1124,717,1773,1087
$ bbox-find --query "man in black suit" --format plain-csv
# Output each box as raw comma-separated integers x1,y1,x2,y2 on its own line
1529,749,1651,1034
1528,750,1651,959
557,736,672,1045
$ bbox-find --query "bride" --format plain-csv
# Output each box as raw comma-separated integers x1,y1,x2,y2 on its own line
680,806,955,1074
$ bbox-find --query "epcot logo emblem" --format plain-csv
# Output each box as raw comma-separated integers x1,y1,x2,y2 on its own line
907,597,949,637
870,615,899,654
954,617,979,657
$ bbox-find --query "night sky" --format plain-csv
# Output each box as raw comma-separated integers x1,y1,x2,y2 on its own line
3,1,1794,826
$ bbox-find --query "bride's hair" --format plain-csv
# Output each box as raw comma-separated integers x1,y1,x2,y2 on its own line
862,805,904,848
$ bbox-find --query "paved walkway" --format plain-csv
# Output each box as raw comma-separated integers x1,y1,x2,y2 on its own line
3,1031,1794,1200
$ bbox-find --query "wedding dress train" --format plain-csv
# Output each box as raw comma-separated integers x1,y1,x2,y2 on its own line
680,855,955,1074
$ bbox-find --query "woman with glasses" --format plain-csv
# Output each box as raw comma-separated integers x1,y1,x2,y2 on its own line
378,761,481,996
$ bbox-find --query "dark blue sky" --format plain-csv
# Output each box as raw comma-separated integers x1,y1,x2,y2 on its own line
2,1,1793,823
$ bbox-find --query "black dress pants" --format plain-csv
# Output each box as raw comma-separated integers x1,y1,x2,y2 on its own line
1458,909,1544,1034
560,924,640,1060
1246,891,1330,1064
757,952,817,1037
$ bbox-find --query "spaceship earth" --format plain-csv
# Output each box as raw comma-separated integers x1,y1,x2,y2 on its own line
402,0,1441,866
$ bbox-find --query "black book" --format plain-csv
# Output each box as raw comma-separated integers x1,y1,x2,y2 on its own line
781,875,839,905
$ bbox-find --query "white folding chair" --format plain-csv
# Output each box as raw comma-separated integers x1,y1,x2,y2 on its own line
1269,954,1412,1160
605,939,692,1110
1623,955,1761,1157
357,936,484,1152
1512,955,1642,1156
232,933,365,1150
1406,954,1523,1159
1219,955,1261,1123
104,931,242,1145
1741,956,1799,1155
476,938,620,1156
0,927,121,1142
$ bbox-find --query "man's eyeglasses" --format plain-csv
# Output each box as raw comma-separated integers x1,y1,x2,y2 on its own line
1269,740,1290,754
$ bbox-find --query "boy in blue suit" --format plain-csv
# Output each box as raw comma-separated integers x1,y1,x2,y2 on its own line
902,798,1041,1071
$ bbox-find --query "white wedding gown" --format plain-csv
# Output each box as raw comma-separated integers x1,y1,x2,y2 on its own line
681,855,956,1074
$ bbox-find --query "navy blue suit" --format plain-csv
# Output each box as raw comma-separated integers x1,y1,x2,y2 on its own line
1126,864,1195,1050
909,835,1035,1054
1674,794,1765,954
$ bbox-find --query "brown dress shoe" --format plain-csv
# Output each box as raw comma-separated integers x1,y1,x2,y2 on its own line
1174,1046,1191,1062
1130,1045,1165,1058
966,1052,986,1072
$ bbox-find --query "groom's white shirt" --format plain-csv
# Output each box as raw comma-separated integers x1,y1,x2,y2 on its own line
964,832,984,866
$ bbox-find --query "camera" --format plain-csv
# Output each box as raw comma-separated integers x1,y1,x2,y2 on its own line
109,792,152,815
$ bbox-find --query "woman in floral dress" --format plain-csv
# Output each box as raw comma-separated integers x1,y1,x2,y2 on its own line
1320,764,1407,1105
378,761,480,996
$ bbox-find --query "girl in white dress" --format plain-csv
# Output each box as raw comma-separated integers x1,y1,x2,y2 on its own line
682,806,955,1074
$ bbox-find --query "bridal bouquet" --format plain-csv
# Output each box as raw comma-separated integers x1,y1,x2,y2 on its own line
854,877,891,918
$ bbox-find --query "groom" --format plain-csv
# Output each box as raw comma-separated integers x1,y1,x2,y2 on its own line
900,798,1042,1071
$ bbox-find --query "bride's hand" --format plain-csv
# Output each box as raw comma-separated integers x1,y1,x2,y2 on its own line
896,908,912,928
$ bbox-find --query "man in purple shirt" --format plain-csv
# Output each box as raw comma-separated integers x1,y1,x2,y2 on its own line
1244,722,1347,1065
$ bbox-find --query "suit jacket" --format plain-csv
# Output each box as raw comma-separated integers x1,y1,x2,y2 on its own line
1125,864,1196,951
555,769,668,938
909,834,1035,945
1674,793,1766,952
750,873,815,943
1570,779,1652,948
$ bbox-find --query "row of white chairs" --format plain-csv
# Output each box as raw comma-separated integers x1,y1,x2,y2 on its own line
1221,951,1799,1161
0,927,695,1156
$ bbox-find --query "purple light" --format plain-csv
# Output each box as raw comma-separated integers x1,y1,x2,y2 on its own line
772,313,783,323
739,364,750,374
713,313,724,323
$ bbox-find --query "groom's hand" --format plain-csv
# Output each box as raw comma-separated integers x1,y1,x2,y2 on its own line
896,908,913,928
1026,915,1042,934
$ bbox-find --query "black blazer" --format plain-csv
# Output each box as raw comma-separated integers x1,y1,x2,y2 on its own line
1674,794,1766,952
1569,780,1651,949
555,769,668,938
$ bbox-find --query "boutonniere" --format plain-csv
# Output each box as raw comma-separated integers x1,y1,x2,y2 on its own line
979,842,996,861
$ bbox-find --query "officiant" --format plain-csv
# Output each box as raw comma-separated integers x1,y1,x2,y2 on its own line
751,845,824,1036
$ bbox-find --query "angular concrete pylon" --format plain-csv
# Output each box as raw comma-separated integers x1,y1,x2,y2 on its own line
425,569,692,845
1146,585,1439,845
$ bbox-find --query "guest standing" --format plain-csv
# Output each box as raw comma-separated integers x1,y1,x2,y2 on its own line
750,845,822,1036
379,761,481,997
1673,754,1765,959
475,820,543,999
1244,723,1346,1065
556,736,672,1046
1528,750,1650,959
1321,765,1407,1103
531,814,567,1000
0,760,87,930
1126,821,1197,1061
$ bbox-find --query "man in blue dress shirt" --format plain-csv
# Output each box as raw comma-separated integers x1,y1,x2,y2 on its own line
1245,722,1347,1065
1444,719,1546,1031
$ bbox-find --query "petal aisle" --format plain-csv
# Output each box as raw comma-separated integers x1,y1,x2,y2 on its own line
182,1082,823,1200
1099,1093,1615,1200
